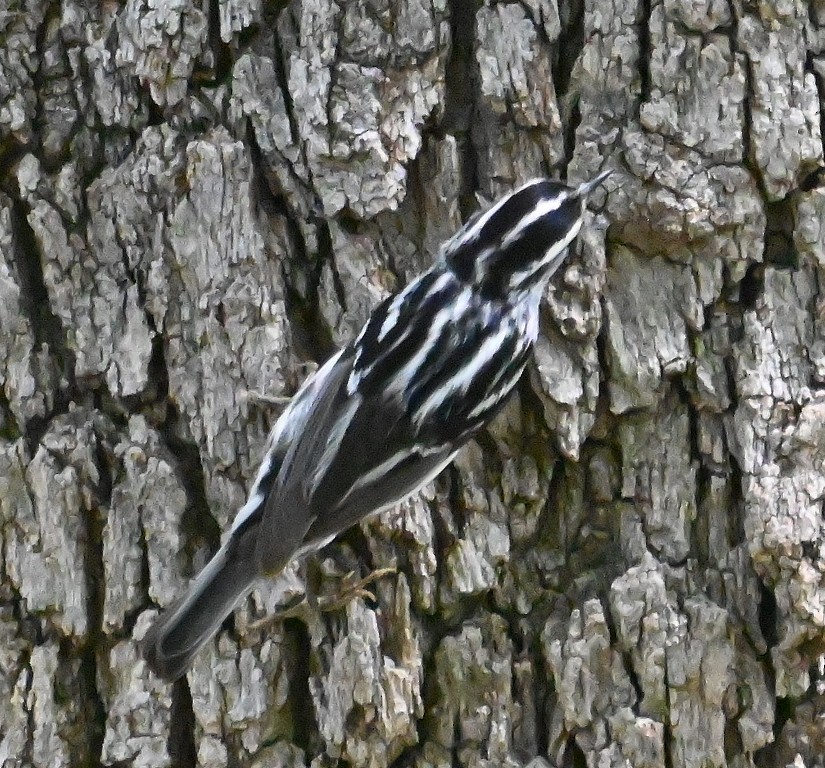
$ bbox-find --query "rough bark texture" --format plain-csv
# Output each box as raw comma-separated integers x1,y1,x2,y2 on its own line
0,1,824,767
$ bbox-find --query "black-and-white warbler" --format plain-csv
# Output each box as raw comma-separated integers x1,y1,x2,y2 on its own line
143,171,612,680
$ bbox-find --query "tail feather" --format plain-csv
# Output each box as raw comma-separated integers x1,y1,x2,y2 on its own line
142,535,258,681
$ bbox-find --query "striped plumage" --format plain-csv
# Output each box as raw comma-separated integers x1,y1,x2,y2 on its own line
142,171,611,680
352,271,533,439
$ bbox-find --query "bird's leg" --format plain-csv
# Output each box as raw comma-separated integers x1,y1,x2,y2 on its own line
313,567,397,613
245,562,316,628
247,594,309,626
308,548,397,612
246,560,396,629
244,391,292,407
244,362,320,407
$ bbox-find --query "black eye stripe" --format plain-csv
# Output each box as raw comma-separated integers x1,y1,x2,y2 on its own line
445,180,573,285
492,196,579,271
480,182,562,243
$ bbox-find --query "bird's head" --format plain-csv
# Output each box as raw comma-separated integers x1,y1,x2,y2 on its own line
442,171,611,300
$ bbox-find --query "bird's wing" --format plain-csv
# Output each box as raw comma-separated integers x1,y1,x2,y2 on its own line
295,389,457,550
229,349,348,538
252,347,358,574
253,342,459,574
253,275,530,574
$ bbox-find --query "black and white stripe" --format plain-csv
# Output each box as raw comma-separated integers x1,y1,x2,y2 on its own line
142,170,611,680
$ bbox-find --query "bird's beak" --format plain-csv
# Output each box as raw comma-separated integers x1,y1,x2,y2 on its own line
575,169,613,198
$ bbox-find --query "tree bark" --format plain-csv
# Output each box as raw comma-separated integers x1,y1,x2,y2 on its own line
1,0,824,766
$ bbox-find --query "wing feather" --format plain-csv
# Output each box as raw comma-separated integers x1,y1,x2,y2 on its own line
254,274,531,575
255,349,456,572
253,349,356,574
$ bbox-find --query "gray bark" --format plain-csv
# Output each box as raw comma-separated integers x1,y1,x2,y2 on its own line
0,0,824,767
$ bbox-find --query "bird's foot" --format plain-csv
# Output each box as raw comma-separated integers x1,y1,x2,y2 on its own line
244,390,292,407
247,594,310,628
315,567,397,613
244,362,319,407
246,567,396,629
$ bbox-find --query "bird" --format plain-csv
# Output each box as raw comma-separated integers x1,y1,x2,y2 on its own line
142,170,612,680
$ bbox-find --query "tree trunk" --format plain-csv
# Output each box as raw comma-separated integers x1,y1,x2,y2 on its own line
1,0,824,766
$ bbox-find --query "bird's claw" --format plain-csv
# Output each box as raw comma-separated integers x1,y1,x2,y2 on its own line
316,567,397,613
246,567,397,629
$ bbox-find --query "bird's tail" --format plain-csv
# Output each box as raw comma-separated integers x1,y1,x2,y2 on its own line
142,535,258,681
